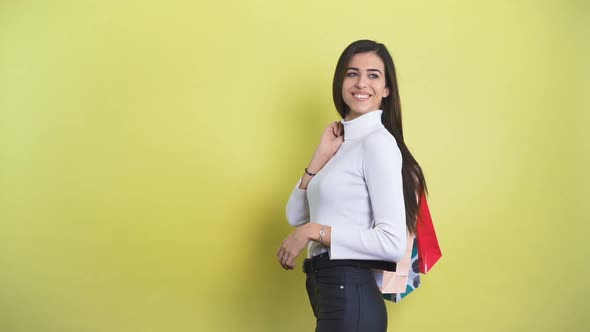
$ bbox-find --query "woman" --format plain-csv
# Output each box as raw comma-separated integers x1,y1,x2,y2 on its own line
277,39,428,332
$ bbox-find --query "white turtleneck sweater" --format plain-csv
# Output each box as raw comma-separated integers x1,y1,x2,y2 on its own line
286,110,407,263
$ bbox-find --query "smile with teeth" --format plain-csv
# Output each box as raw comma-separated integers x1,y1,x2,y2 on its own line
352,93,371,101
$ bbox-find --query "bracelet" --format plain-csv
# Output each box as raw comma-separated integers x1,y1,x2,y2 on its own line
318,225,326,246
305,168,317,176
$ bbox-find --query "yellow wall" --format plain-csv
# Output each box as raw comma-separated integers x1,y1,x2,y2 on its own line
0,1,588,331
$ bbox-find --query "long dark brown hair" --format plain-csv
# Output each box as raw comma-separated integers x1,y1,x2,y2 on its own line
332,39,428,234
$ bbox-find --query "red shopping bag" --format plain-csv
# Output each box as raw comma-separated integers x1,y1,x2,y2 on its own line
416,192,441,274
379,192,441,302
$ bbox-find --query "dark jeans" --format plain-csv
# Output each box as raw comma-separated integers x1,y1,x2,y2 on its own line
305,265,388,332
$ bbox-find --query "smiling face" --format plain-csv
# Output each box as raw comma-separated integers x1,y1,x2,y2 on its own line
341,52,390,121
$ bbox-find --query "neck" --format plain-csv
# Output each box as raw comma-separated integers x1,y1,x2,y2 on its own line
340,109,384,141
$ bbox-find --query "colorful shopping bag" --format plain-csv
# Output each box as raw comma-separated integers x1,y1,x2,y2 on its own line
378,193,441,302
376,236,421,303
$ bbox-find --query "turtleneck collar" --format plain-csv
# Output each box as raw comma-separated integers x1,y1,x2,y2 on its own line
341,110,384,141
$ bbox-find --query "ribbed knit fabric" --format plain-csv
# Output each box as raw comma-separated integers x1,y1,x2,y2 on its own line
286,110,407,262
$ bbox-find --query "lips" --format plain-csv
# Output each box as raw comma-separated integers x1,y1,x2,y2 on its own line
352,92,371,101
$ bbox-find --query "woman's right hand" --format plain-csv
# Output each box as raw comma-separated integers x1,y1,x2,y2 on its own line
317,121,345,159
299,122,344,190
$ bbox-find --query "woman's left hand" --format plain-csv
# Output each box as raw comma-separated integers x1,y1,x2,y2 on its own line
277,224,312,270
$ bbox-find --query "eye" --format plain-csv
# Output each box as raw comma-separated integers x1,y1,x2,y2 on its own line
369,73,379,79
346,72,358,77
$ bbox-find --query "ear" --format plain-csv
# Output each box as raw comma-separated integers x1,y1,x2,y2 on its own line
383,87,390,98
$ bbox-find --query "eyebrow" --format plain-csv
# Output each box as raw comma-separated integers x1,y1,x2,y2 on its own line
346,67,383,75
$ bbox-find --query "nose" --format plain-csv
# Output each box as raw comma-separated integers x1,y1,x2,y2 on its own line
354,75,368,88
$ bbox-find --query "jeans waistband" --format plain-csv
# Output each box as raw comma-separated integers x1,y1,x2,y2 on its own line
302,252,396,274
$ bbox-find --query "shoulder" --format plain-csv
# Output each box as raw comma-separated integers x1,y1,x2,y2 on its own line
360,128,403,177
361,127,401,158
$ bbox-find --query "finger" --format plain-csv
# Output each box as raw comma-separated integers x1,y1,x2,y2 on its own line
282,258,290,270
286,255,296,269
285,249,297,269
280,249,289,261
277,239,287,256
333,121,340,136
278,248,286,264
281,252,290,269
277,246,285,257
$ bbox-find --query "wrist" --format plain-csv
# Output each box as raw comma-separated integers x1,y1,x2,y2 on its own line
303,223,321,242
318,225,326,246
307,156,328,174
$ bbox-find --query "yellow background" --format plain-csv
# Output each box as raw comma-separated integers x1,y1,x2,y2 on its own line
1,1,588,331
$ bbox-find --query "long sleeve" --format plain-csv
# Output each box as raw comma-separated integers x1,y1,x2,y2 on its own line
285,178,310,227
329,132,407,262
